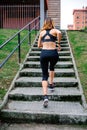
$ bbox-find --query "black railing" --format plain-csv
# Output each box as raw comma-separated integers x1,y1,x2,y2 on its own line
0,16,40,68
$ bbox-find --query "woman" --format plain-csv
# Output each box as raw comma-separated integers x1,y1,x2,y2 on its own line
38,17,62,107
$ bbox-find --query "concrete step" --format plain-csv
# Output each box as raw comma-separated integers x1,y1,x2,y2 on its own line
35,40,68,44
24,61,73,68
48,8,60,11
1,101,87,124
60,41,68,44
48,3,60,6
61,37,67,40
29,51,71,56
33,43,69,47
27,56,72,61
19,68,75,77
31,47,70,51
8,87,82,102
47,0,60,26
15,77,78,87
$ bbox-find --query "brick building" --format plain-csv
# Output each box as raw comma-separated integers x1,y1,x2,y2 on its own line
73,6,87,30
67,25,73,30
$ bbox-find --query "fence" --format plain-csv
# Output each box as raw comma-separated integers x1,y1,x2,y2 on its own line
0,5,40,29
0,16,40,68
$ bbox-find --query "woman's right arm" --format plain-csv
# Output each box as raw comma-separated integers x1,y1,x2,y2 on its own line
38,33,43,48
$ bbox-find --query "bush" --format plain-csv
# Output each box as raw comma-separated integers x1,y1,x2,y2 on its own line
80,26,87,32
84,26,87,32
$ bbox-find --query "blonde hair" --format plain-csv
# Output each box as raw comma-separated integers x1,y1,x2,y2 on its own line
41,17,55,31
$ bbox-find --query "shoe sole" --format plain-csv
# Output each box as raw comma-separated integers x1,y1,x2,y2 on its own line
43,99,48,108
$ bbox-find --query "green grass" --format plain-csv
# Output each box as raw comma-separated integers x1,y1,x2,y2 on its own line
0,29,19,45
67,30,87,101
0,29,38,101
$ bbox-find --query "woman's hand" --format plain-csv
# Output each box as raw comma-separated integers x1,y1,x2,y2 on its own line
38,43,43,48
57,44,61,51
57,46,61,51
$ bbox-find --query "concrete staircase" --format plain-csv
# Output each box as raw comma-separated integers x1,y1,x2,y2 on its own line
1,30,87,124
47,0,60,27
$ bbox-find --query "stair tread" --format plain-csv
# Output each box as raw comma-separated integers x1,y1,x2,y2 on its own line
29,51,70,56
24,61,73,68
30,51,70,53
15,77,78,83
24,61,73,65
27,56,72,58
20,68,74,73
9,87,81,96
2,101,85,115
32,46,69,49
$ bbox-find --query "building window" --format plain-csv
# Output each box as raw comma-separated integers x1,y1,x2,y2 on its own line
77,27,80,30
82,22,84,24
77,16,79,19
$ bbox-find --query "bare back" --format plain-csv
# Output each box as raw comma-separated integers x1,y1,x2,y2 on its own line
38,28,61,50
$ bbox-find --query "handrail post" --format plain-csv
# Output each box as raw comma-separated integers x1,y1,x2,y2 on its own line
35,19,37,35
29,24,31,45
18,33,21,63
39,16,40,30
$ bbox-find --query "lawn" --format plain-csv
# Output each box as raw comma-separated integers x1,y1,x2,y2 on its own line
0,29,37,101
67,30,87,101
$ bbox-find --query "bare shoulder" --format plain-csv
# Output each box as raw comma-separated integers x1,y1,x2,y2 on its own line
55,29,61,34
40,30,46,37
51,28,61,34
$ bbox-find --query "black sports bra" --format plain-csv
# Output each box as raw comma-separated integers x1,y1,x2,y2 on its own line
41,29,57,43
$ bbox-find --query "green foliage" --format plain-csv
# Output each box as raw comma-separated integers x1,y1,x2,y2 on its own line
0,29,37,100
80,26,87,32
84,26,87,32
0,88,7,100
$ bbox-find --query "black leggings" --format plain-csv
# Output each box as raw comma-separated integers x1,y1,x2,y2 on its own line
40,49,59,81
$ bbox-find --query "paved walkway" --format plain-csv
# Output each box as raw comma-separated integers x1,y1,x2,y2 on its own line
0,123,87,130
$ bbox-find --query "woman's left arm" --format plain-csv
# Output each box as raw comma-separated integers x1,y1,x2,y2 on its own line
56,30,62,51
57,30,62,44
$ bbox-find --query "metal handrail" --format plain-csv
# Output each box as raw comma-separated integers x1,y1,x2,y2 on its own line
0,16,40,68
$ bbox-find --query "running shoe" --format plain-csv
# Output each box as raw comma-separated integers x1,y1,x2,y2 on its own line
43,95,48,108
48,83,56,92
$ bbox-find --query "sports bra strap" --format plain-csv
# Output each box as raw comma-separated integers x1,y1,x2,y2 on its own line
41,30,57,43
